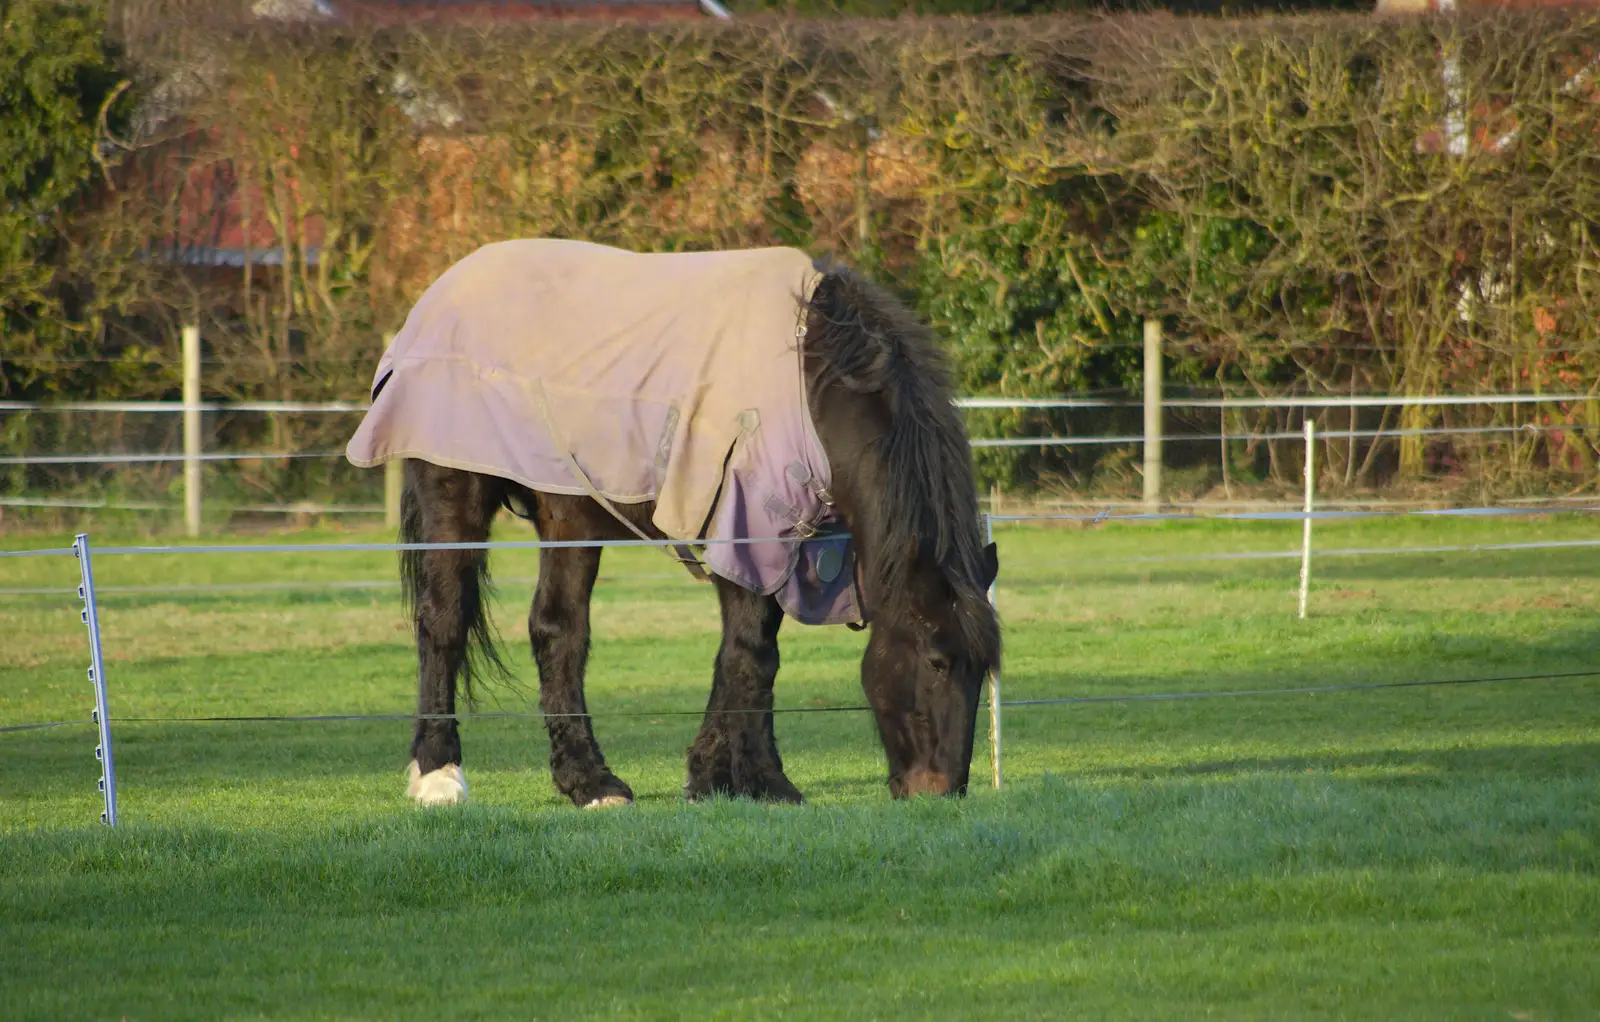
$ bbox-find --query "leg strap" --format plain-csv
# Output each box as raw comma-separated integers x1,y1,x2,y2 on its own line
532,382,712,583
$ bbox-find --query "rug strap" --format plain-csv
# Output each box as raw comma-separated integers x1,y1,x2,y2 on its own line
532,381,712,583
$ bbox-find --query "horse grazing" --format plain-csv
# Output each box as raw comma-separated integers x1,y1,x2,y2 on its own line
347,239,999,807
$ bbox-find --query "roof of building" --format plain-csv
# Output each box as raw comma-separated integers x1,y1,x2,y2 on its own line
252,0,721,22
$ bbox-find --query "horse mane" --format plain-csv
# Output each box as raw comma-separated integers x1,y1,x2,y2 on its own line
804,263,1001,669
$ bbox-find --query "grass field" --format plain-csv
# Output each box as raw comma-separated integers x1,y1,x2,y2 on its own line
2,513,1598,1020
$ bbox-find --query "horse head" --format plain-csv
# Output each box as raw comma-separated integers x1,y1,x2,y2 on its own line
859,537,1000,797
803,264,1002,798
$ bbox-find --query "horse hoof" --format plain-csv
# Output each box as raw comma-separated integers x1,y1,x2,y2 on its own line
583,794,632,810
407,760,469,806
761,783,805,806
683,773,803,804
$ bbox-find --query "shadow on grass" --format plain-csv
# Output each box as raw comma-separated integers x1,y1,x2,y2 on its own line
1001,546,1600,588
1072,741,1600,784
1001,614,1600,687
64,574,697,613
0,705,890,815
8,687,1596,818
6,608,1597,824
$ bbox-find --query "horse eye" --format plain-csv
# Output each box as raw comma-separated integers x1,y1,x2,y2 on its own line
926,652,951,675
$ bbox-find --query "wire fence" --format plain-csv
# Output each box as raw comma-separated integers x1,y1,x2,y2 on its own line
971,422,1598,449
3,502,1597,563
5,669,1594,735
3,501,1598,825
7,532,1600,597
5,392,1596,413
4,391,1596,525
3,421,1590,464
0,496,382,514
0,451,347,466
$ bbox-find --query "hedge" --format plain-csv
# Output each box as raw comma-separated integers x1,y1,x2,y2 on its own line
4,3,1598,502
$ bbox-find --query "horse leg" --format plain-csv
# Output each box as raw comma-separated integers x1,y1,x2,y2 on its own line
685,581,802,803
401,461,502,806
529,537,635,810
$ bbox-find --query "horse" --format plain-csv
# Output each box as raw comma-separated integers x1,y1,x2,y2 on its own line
347,239,1000,807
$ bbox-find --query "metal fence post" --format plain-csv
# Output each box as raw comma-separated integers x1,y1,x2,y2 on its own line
1143,318,1163,512
182,324,202,537
985,513,1002,791
74,534,119,826
1298,419,1316,620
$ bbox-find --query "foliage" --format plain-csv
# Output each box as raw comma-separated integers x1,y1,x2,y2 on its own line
728,0,1366,17
1094,14,1600,483
0,0,139,399
6,9,1600,502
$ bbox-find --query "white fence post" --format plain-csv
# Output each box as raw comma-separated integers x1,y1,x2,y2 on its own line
74,534,118,826
985,512,1002,791
1298,418,1316,619
1143,318,1163,512
182,325,202,537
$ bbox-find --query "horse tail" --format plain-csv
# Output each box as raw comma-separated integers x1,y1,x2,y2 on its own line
398,461,507,706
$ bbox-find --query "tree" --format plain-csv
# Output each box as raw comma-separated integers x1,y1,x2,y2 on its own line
0,0,132,397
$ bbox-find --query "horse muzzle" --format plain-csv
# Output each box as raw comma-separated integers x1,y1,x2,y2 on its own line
890,765,963,798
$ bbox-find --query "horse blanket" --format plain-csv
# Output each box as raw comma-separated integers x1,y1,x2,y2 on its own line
346,239,862,626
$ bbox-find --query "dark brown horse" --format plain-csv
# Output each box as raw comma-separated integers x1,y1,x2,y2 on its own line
381,254,1000,807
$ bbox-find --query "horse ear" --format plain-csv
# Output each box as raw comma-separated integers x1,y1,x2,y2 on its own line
980,542,999,590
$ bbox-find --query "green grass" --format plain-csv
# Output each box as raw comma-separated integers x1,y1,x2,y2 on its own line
2,515,1598,1019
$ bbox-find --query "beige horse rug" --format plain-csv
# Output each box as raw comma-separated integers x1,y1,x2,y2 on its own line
346,239,861,625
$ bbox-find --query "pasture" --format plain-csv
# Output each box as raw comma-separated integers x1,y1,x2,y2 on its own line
2,514,1597,1019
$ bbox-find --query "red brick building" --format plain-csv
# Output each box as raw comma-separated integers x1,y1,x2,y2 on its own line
151,0,725,276
331,0,711,22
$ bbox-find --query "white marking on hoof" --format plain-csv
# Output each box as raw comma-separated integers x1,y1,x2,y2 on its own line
406,759,469,806
583,794,632,810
